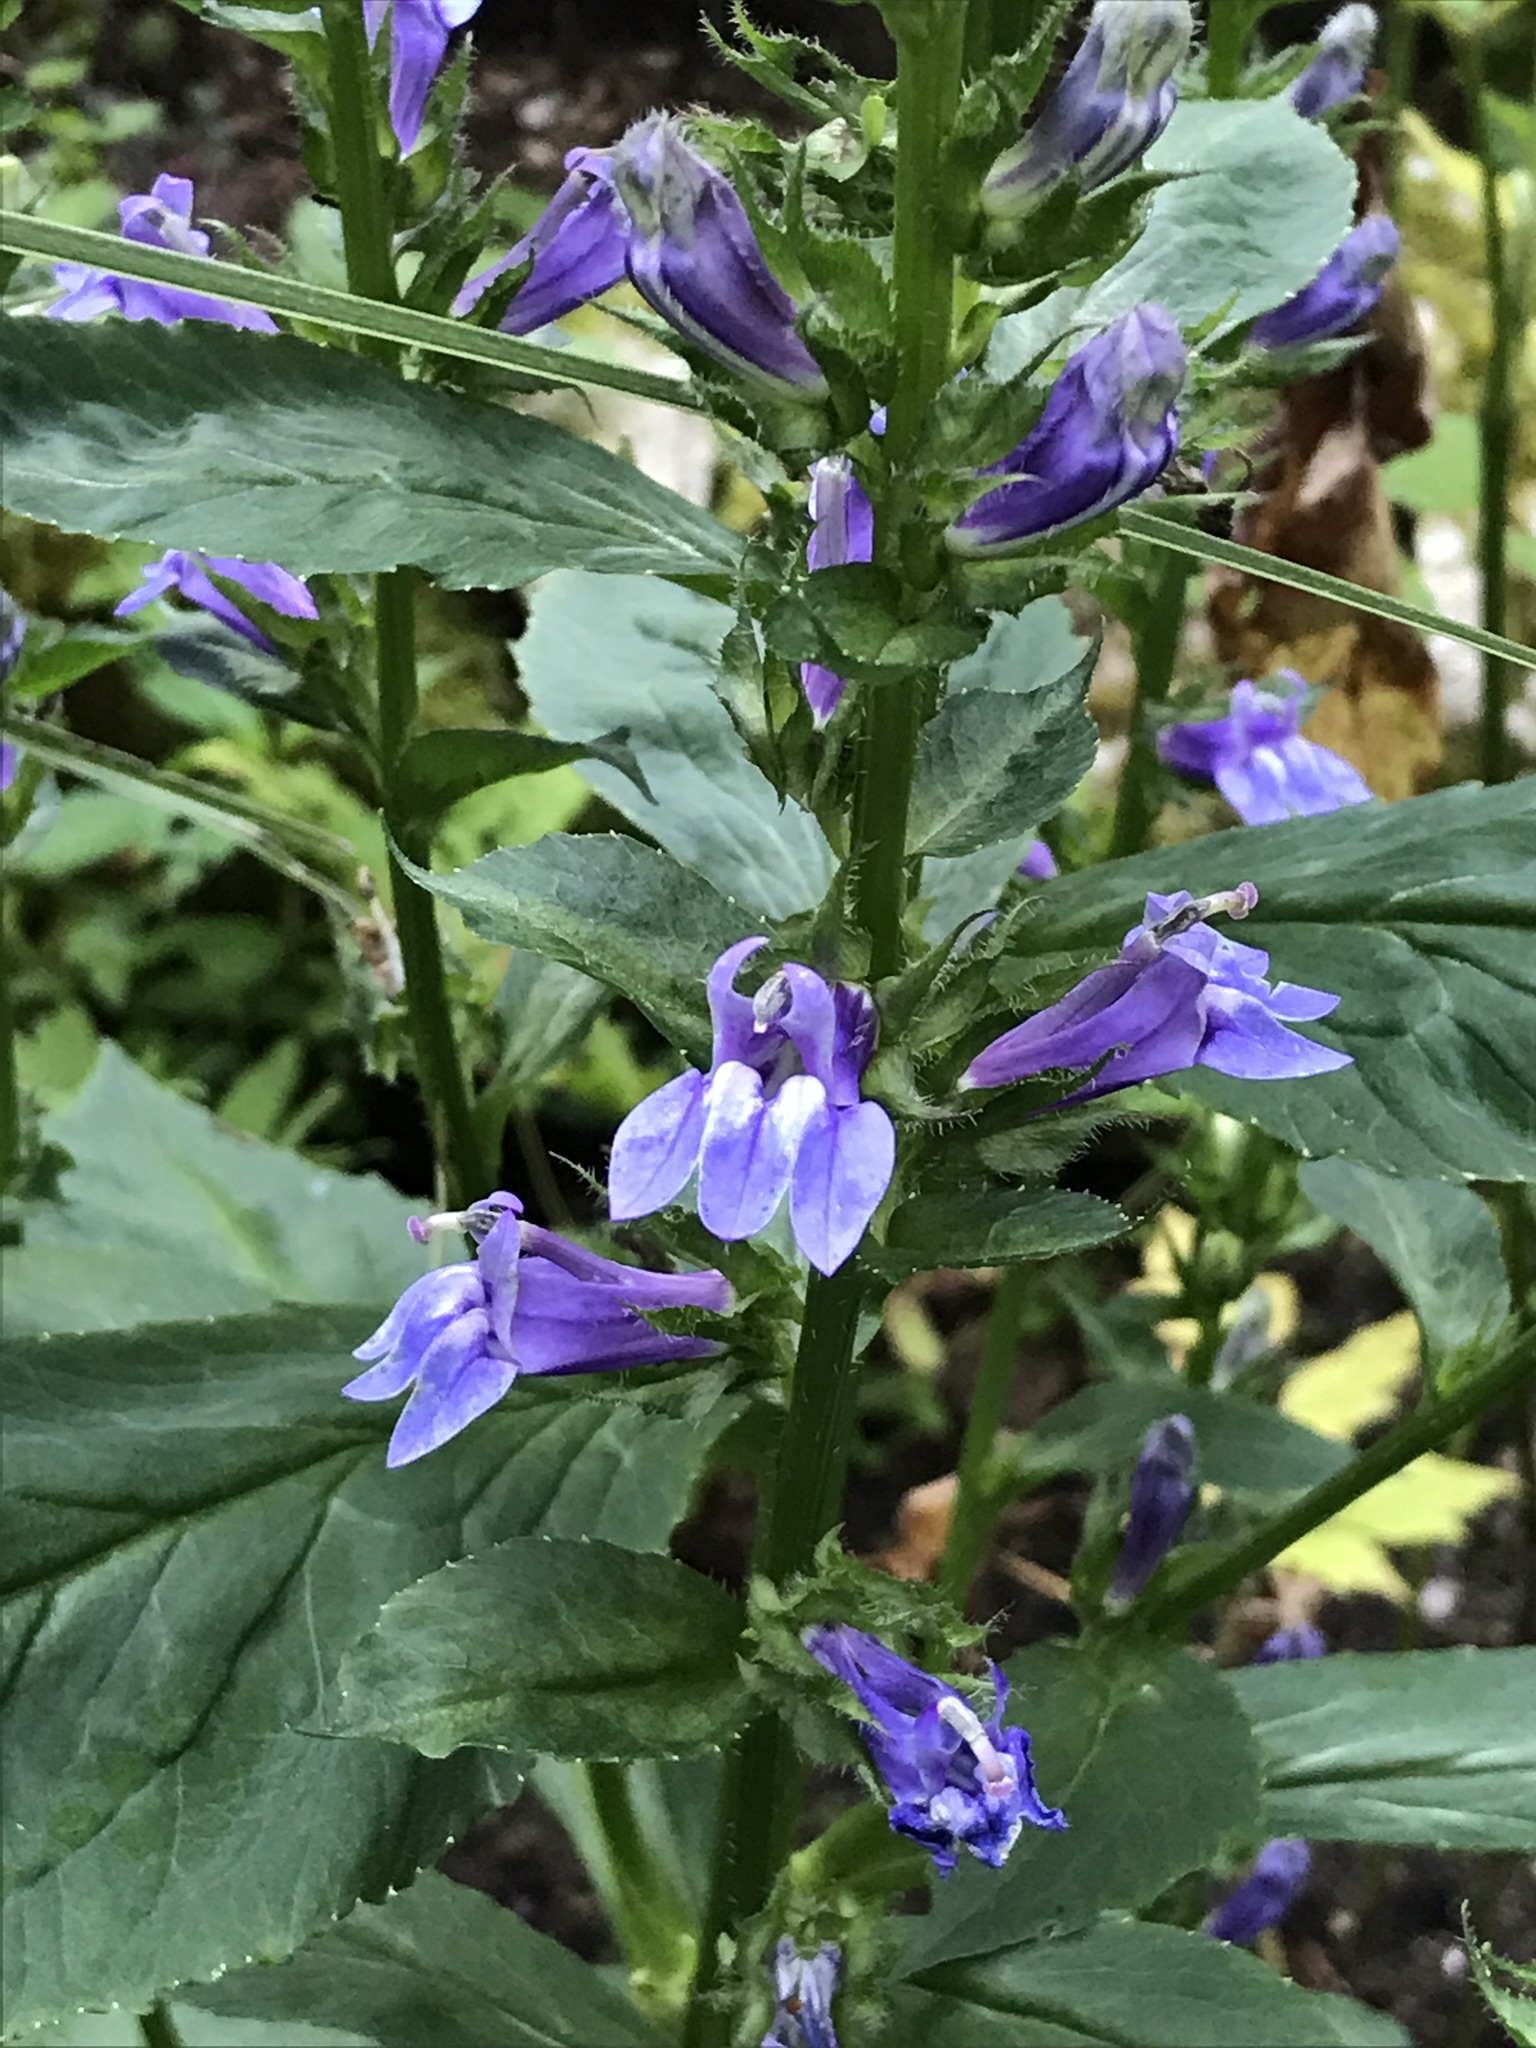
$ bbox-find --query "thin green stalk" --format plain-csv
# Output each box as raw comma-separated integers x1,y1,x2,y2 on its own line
581,1763,695,2004
1204,0,1248,100
1108,549,1188,859
138,2004,185,2048
1135,1323,1536,1633
319,0,396,313
939,1265,1031,1607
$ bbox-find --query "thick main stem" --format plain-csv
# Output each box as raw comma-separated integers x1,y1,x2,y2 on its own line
1108,550,1188,859
939,1265,1031,1608
1204,0,1247,100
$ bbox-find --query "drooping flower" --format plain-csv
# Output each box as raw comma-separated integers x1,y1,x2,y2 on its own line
1251,1622,1327,1664
49,174,276,332
1290,4,1377,120
1205,1838,1313,1945
609,939,895,1277
1106,1414,1196,1608
799,454,874,726
982,0,1193,215
963,883,1352,1099
946,305,1185,556
454,146,629,332
345,1192,731,1467
804,1624,1066,1877
611,113,827,399
114,550,318,653
1249,215,1399,351
1020,839,1059,882
762,1939,840,2048
363,0,481,157
1158,673,1373,826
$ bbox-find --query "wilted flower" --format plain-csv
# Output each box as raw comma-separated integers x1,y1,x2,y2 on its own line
1020,839,1059,882
982,0,1192,215
804,1624,1066,1876
1251,1623,1327,1664
763,1939,840,2048
946,305,1185,556
114,550,318,653
800,455,874,726
49,175,276,332
345,1191,731,1467
1106,1414,1196,1608
454,147,628,332
1249,215,1399,350
1158,673,1373,825
363,0,481,156
608,938,895,1276
1205,1838,1312,1945
1291,4,1377,120
612,113,827,398
963,884,1352,1098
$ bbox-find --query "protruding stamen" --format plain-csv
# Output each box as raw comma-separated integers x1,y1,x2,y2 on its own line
753,970,792,1034
938,1693,1016,1793
408,1192,522,1245
1152,881,1258,944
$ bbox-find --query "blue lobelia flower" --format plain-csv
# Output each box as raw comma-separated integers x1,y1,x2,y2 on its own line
963,883,1352,1099
800,454,874,726
363,0,481,157
804,1624,1066,1877
114,550,318,653
49,174,277,332
1250,215,1399,351
455,147,629,333
1106,1414,1196,1608
611,113,828,399
1205,1837,1313,1945
946,305,1185,556
1291,4,1378,120
982,0,1193,217
762,1939,840,2048
608,938,895,1277
1158,673,1373,826
1251,1622,1327,1663
345,1192,732,1467
0,586,22,794
1020,838,1059,882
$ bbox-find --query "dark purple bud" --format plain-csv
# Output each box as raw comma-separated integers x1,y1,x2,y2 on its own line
1106,1414,1196,1608
1251,1623,1327,1664
363,0,481,157
49,174,276,332
1158,673,1373,824
1205,1838,1312,1944
982,0,1192,215
1249,215,1398,350
763,1939,840,2048
612,114,827,399
946,305,1185,556
455,148,628,333
800,454,875,725
1291,5,1377,120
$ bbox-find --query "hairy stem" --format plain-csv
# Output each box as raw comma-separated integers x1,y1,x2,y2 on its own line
939,1265,1031,1608
1109,549,1188,860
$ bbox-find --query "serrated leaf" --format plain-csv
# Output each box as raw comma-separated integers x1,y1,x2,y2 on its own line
880,1187,1127,1272
397,724,646,828
764,564,984,681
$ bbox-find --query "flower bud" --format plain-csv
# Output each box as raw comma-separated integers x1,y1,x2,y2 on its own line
763,1939,840,2048
612,114,827,399
1105,1414,1196,1608
800,454,874,725
1249,215,1398,351
455,148,627,334
1291,4,1377,121
1205,1838,1312,1945
982,0,1193,216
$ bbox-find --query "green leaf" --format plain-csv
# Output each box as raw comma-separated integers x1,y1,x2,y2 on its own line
994,782,1536,1182
6,619,140,703
492,952,609,1099
1465,1913,1536,2048
896,1641,1262,1973
1,1310,738,2030
0,317,739,588
1227,1648,1536,1851
402,833,753,1063
1,1042,423,1335
396,724,647,829
1298,1158,1511,1362
880,1187,1128,1272
907,634,1096,859
516,572,834,919
154,619,347,732
764,565,984,682
891,1919,1408,2047
329,1538,750,1762
186,1870,667,2047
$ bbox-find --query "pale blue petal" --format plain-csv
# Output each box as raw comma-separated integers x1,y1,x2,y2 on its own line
608,1069,706,1220
790,1096,895,1275
697,1060,793,1241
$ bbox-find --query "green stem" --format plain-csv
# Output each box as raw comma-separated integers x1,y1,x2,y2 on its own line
138,2003,185,2048
582,1762,695,2002
939,1265,1031,1608
1135,1323,1536,1634
1204,0,1248,99
1108,549,1188,859
319,0,396,312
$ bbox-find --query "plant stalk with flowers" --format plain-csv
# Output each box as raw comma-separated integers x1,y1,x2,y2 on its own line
2,3,1534,2047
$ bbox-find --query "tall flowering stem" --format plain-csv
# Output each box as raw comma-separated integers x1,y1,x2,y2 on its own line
939,1265,1032,1607
320,0,491,1207
1109,548,1190,858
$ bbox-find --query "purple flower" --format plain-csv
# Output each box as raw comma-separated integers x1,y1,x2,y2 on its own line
49,175,276,332
982,0,1192,216
1020,839,1059,882
345,1191,732,1467
1251,1623,1327,1664
946,306,1185,556
363,0,481,157
1250,216,1399,351
799,455,875,726
1205,1838,1312,1945
114,550,317,653
1158,673,1373,825
963,883,1352,1099
611,114,827,399
1291,4,1377,120
804,1624,1066,1877
1106,1414,1195,1608
609,940,895,1276
455,147,628,332
763,1939,840,2048
0,588,20,794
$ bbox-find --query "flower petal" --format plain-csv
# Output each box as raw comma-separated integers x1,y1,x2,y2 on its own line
608,1068,707,1221
385,1307,514,1465
790,1097,895,1275
697,1060,794,1240
1197,986,1352,1079
510,1258,715,1375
